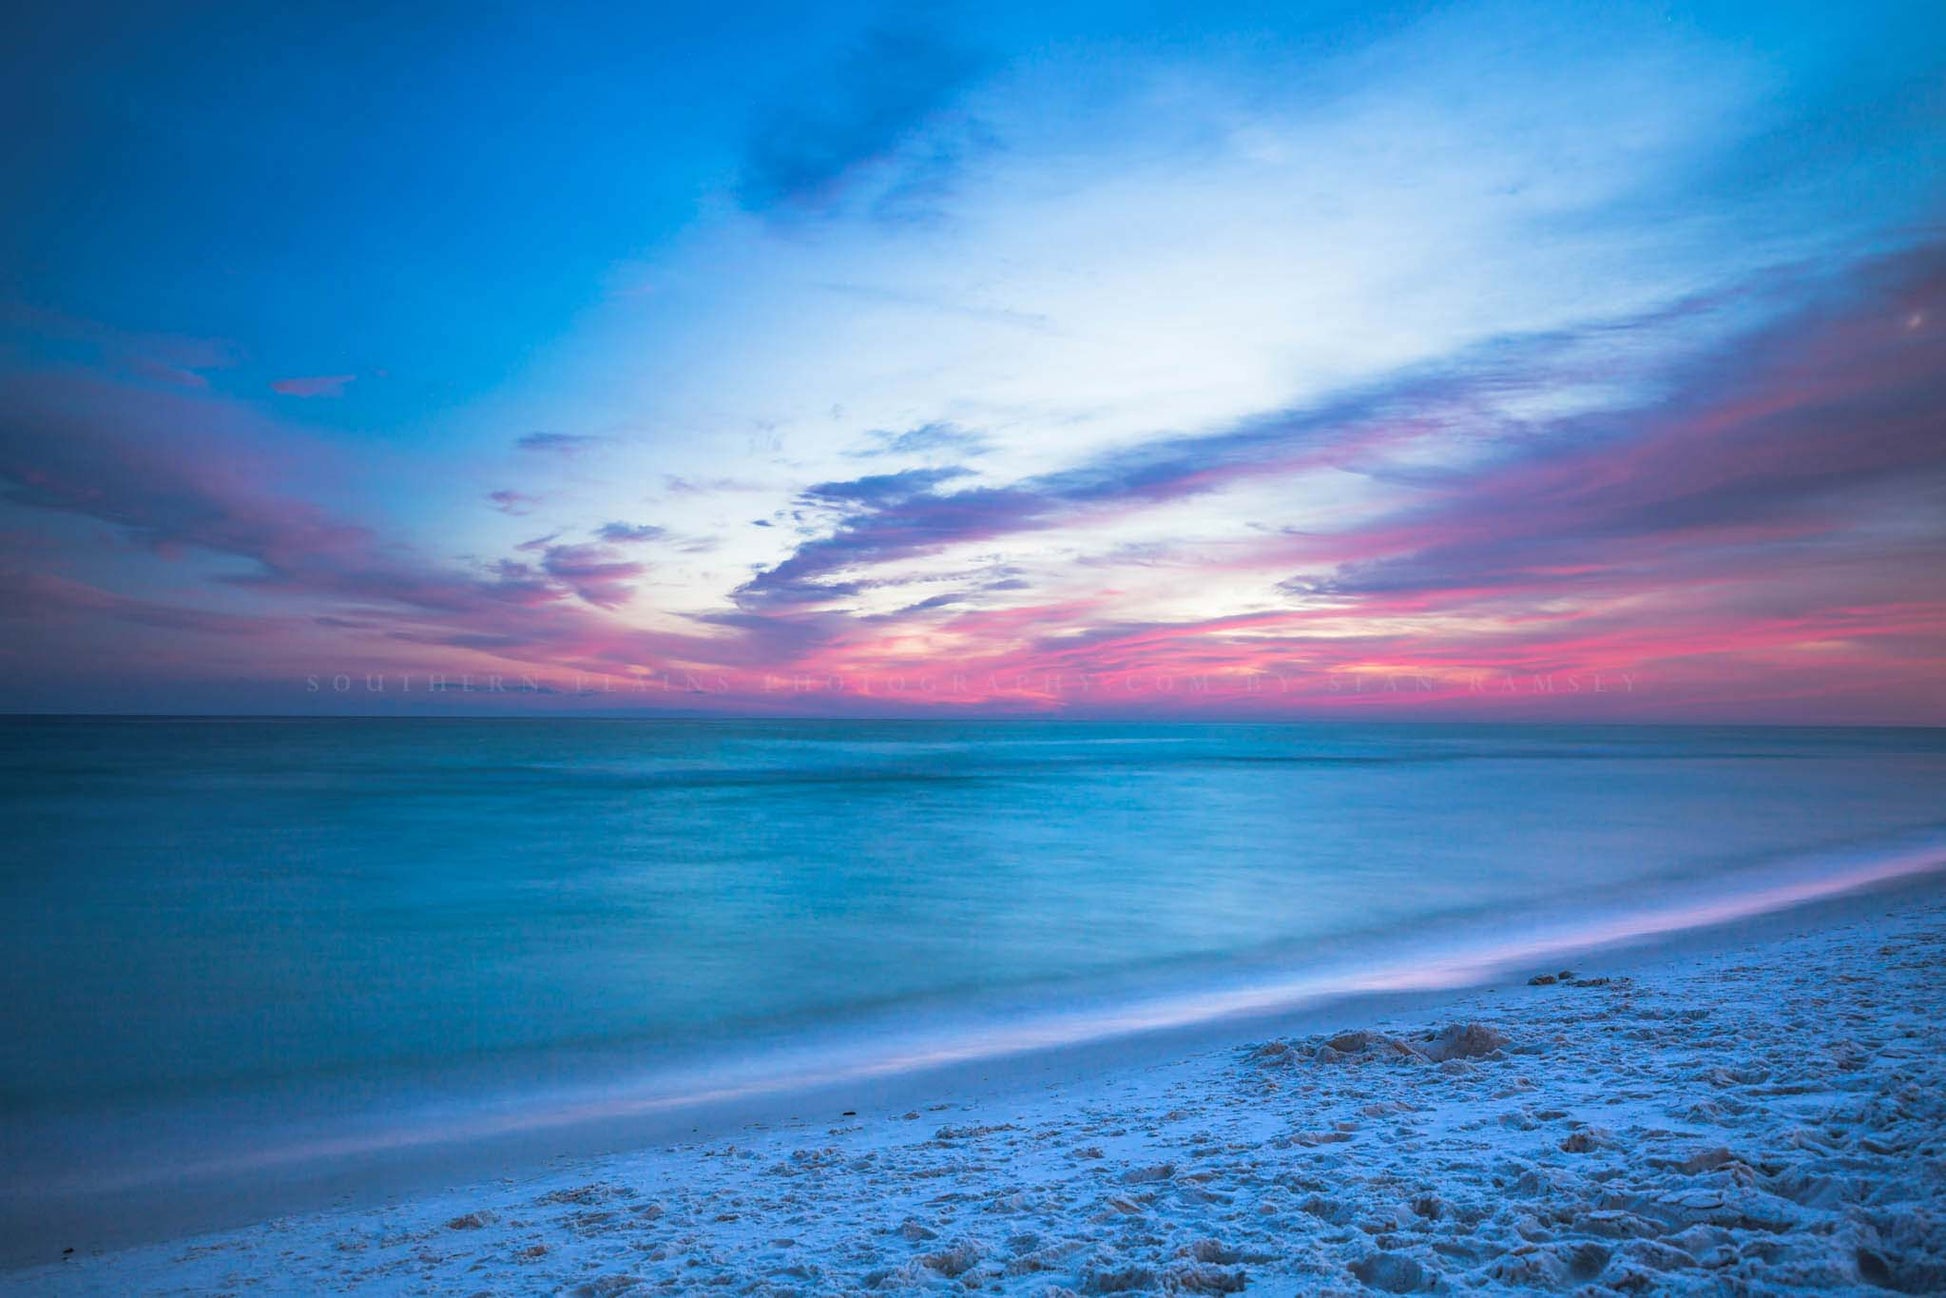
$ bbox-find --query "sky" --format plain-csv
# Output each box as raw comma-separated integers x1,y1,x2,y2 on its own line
2,0,1943,720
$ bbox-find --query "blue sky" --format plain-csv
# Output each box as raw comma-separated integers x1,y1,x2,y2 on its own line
2,0,1943,716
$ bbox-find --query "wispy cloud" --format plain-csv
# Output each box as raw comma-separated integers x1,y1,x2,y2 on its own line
517,431,604,455
270,374,356,398
3,303,238,389
0,371,723,674
737,26,984,214
849,421,990,458
487,489,540,516
595,522,666,543
0,567,276,637
534,542,646,608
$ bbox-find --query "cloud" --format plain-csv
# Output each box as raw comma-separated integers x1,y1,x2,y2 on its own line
737,26,983,212
535,543,646,608
716,243,1946,724
0,567,276,637
270,374,356,398
1302,245,1946,608
2,75,1943,725
488,489,539,515
595,522,666,543
517,431,603,455
849,420,990,458
744,250,1932,619
663,475,761,495
802,465,973,508
729,358,1474,609
0,370,740,682
126,356,212,389
2,303,238,389
0,374,374,579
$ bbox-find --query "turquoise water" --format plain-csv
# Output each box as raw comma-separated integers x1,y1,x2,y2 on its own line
3,719,1945,1217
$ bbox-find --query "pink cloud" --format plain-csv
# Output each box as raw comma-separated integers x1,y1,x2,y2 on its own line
2,246,1943,722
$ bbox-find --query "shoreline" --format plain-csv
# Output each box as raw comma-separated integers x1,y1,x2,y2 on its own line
10,876,1945,1294
6,832,1943,1264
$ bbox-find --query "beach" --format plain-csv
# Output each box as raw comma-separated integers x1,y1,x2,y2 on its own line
13,886,1943,1295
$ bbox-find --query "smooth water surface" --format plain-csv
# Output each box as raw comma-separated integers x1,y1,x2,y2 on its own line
3,718,1945,1211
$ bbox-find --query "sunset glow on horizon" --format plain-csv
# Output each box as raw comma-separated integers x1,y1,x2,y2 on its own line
4,1,1944,721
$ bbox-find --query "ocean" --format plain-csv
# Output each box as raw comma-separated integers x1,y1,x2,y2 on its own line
3,718,1944,1248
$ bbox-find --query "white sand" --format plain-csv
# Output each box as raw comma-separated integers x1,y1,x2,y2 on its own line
12,896,1945,1295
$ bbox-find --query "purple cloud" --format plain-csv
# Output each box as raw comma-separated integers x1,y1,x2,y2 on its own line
736,244,1946,645
1303,245,1946,607
0,371,709,667
535,543,647,609
488,490,539,515
0,567,276,637
595,522,667,543
517,431,603,455
2,242,1942,722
